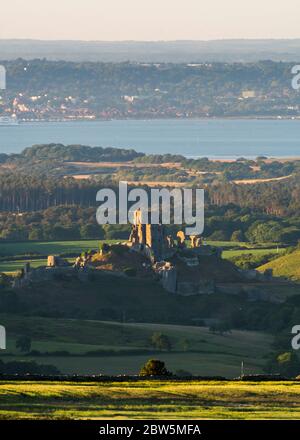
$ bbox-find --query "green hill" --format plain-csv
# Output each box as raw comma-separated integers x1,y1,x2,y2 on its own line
0,314,273,377
258,249,300,281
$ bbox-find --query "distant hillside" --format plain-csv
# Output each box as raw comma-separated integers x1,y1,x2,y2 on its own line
259,249,300,281
1,58,299,120
2,39,300,62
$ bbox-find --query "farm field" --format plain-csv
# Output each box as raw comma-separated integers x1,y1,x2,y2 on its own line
0,380,300,419
259,249,300,281
222,247,285,259
0,258,77,273
0,315,273,377
0,239,119,257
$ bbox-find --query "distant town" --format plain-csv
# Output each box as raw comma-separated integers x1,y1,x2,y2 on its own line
0,60,300,121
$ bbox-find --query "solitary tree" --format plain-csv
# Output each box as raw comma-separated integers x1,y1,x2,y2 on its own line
139,359,172,377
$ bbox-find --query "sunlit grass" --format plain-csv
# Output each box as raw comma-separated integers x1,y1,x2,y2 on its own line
0,380,300,419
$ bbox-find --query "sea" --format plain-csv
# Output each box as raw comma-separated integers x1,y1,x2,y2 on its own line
1,118,300,158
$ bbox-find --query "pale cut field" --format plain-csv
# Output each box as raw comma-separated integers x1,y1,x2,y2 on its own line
68,161,181,169
233,175,292,185
125,180,187,187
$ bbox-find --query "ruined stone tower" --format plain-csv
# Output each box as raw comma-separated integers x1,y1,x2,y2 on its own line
129,209,166,261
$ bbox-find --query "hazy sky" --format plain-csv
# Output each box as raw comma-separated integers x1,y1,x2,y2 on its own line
1,0,300,40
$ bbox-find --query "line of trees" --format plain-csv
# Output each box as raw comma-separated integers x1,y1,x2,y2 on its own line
1,203,300,245
1,173,300,214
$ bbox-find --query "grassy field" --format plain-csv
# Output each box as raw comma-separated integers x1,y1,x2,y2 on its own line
222,247,285,259
0,380,300,419
0,259,48,273
0,239,119,257
259,249,300,281
0,315,273,377
0,258,77,273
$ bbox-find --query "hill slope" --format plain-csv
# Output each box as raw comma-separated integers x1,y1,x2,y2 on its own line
0,314,273,377
258,250,300,281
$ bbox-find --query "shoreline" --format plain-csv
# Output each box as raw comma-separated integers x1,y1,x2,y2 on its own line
11,115,300,123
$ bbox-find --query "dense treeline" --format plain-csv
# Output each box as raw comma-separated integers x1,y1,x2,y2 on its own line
1,171,300,214
0,206,130,243
0,174,102,211
1,202,300,245
206,177,300,215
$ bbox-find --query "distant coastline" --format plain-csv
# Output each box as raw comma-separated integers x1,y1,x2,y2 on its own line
11,115,300,123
